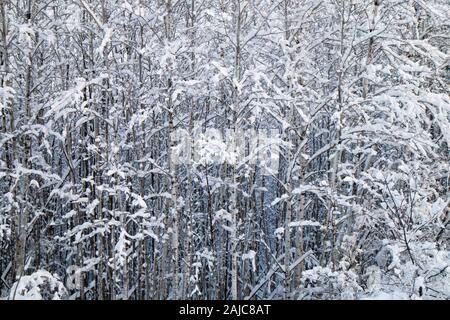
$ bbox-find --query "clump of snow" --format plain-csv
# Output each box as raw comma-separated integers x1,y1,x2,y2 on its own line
9,270,68,300
242,250,257,272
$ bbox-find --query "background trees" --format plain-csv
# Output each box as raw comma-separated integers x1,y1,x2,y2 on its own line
0,0,449,300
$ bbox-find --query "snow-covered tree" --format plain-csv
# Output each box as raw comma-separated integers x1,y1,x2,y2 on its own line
0,0,448,300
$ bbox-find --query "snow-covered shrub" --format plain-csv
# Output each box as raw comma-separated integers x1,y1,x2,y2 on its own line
362,241,450,300
9,270,68,300
300,266,362,300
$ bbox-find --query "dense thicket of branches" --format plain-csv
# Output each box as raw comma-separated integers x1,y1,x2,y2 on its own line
0,0,449,300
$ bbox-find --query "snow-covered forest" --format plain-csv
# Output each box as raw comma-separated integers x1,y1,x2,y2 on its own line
0,0,449,300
